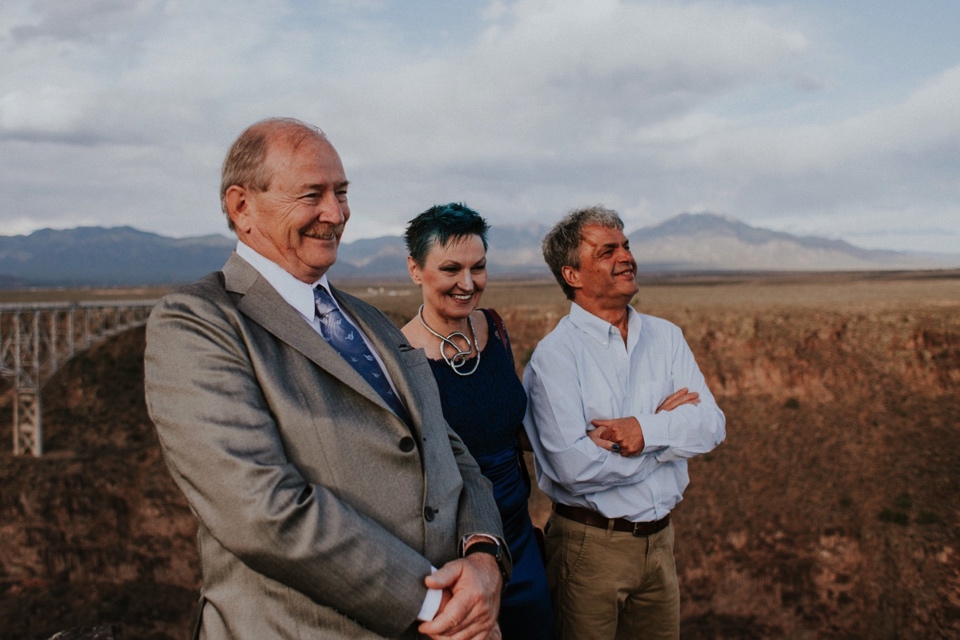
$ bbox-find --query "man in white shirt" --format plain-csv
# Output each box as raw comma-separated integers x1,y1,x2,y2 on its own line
523,206,726,640
144,118,507,639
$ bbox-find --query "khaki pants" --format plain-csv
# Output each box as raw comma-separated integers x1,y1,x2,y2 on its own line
544,513,679,640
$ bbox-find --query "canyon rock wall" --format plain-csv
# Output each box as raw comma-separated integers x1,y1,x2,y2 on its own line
2,289,957,639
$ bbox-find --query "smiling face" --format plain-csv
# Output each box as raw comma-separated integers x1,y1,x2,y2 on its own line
225,133,350,283
409,234,487,326
562,224,639,313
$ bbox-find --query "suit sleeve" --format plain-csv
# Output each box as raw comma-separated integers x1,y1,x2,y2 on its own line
144,289,434,636
360,303,510,576
448,423,511,574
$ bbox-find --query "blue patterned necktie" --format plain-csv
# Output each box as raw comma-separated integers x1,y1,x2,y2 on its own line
313,286,409,422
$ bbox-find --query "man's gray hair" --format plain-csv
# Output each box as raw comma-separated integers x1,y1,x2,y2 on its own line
219,118,326,231
542,205,625,300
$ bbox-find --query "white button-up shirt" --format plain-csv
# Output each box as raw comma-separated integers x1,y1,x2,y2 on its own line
522,302,726,522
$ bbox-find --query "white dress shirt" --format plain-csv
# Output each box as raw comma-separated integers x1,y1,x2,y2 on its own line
235,242,399,394
234,242,442,620
522,302,726,522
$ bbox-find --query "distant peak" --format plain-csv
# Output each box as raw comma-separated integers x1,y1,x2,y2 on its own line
645,212,750,236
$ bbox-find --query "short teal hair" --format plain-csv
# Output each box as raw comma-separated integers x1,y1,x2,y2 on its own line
405,203,490,266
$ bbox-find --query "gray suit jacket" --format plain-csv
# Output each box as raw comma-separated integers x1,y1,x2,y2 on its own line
144,253,504,639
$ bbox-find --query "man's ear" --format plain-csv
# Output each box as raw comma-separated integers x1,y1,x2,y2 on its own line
224,185,251,233
407,256,422,285
561,265,582,291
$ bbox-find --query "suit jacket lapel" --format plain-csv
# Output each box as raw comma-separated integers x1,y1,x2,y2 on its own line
220,253,393,415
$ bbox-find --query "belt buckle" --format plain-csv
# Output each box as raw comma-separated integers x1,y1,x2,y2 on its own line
631,521,643,537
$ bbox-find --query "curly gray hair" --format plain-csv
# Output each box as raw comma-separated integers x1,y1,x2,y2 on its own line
542,206,624,300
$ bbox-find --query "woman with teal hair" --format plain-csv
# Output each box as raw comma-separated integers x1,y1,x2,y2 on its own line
401,203,555,639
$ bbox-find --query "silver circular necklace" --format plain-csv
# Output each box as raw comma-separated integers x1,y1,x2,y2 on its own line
417,305,480,376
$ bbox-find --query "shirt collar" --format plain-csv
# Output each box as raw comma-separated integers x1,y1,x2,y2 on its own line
235,241,333,321
568,301,643,348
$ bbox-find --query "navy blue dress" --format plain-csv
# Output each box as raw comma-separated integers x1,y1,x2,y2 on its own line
428,309,556,640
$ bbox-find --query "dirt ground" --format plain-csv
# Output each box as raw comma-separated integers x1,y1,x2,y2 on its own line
1,271,958,639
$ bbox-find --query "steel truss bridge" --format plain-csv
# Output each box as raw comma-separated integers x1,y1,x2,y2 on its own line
1,301,156,456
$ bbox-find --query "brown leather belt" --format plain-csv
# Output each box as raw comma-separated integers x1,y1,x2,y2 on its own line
553,503,670,537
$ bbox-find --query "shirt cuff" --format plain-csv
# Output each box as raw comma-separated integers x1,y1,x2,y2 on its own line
459,533,499,555
639,413,670,450
417,566,442,622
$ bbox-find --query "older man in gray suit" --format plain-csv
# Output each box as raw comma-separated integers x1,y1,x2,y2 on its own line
144,118,508,639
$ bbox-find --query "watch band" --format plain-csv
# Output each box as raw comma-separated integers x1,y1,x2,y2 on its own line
463,541,510,586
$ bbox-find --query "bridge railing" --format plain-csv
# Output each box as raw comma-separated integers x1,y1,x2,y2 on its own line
0,301,157,456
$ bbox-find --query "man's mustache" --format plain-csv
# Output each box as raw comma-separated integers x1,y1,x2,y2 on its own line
304,222,345,240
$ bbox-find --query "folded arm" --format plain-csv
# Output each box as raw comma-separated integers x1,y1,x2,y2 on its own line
590,387,702,455
628,335,726,463
523,328,724,495
523,354,660,495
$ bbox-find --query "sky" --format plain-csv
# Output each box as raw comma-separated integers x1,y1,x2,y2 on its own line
1,0,959,254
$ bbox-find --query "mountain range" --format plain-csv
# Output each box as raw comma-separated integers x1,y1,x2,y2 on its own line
0,213,955,288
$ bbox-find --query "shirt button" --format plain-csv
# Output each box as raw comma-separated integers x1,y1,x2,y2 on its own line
424,506,436,522
399,436,415,452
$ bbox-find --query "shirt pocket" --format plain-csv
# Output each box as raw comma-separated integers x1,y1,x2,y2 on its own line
631,379,676,414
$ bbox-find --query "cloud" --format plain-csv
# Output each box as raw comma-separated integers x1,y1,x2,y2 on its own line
303,0,820,236
321,0,812,160
10,0,161,43
1,0,813,158
641,61,960,236
0,0,957,253
676,63,960,173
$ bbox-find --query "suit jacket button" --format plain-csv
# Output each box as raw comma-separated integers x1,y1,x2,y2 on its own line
424,506,436,522
399,436,415,452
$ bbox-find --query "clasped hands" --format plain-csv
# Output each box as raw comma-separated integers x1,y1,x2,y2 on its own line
588,387,700,456
419,552,502,640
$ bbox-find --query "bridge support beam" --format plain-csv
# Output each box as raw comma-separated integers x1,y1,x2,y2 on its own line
2,300,156,457
13,387,42,457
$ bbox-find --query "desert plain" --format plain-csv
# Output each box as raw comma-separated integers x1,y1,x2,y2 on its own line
1,270,958,639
